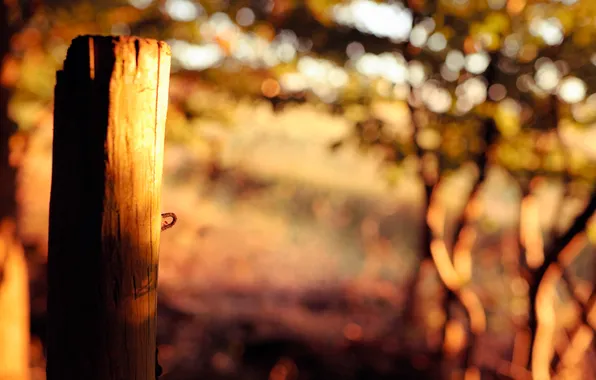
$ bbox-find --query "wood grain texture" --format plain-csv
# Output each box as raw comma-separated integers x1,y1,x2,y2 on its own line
0,218,30,380
47,35,170,380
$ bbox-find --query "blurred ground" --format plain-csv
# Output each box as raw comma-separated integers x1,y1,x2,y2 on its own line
16,96,595,379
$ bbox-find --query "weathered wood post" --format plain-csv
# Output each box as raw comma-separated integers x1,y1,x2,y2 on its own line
47,35,170,380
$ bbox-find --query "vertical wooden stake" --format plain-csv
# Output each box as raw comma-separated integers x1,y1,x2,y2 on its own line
47,35,170,380
0,218,30,380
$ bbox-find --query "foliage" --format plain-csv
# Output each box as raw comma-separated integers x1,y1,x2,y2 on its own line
5,1,596,179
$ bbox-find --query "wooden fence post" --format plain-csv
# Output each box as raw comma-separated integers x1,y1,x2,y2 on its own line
47,35,171,380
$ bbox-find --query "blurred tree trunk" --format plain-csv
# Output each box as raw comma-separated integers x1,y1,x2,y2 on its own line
0,0,17,221
0,219,30,380
0,2,30,380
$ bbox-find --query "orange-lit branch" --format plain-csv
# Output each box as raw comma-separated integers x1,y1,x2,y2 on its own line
530,233,591,380
430,238,487,337
463,367,481,380
427,199,445,238
529,191,596,380
554,233,595,329
425,176,486,371
554,324,593,378
528,232,596,380
496,359,533,380
453,226,476,284
443,320,467,357
459,288,487,334
529,232,592,380
430,239,462,291
520,195,544,269
532,265,558,380
557,233,587,268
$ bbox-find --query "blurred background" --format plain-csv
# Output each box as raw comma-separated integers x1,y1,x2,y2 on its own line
1,0,596,379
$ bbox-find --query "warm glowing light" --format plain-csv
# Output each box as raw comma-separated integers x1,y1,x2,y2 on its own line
465,52,490,74
355,53,409,84
420,81,452,113
410,25,428,48
332,0,413,42
446,50,465,72
298,57,325,78
535,62,560,92
292,56,349,100
428,33,447,52
408,61,426,87
129,0,153,9
529,17,564,46
507,0,526,15
261,78,281,98
416,128,441,150
456,77,487,108
279,73,307,92
169,40,224,70
558,77,587,104
464,367,481,380
275,42,297,63
443,320,466,356
164,0,201,21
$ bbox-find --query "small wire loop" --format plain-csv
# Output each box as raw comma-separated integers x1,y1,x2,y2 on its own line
160,212,177,231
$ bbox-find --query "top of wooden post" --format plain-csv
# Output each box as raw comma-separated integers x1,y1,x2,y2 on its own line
60,35,171,82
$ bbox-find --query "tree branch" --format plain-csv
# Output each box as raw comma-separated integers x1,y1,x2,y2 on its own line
528,190,596,374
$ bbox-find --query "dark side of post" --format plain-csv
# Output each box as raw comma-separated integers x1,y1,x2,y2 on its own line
46,35,171,380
